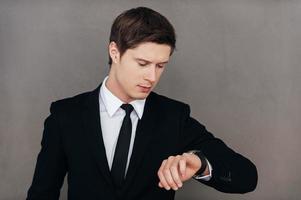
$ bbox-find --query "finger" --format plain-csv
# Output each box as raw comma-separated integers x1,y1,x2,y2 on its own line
157,160,170,190
179,158,186,178
170,156,183,188
163,156,178,190
158,160,169,190
181,152,191,177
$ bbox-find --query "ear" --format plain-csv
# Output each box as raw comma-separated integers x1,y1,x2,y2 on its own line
108,41,120,64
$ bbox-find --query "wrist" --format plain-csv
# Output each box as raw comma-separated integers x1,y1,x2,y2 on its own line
187,150,208,176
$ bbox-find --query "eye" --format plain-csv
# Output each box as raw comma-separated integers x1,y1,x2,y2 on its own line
156,64,164,69
138,62,147,67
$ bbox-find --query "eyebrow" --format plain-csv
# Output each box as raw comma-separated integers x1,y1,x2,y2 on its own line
135,58,169,64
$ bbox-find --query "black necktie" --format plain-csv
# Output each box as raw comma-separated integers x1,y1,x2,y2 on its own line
111,104,134,188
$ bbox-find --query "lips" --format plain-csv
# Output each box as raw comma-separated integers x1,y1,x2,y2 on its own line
138,85,151,93
139,85,151,89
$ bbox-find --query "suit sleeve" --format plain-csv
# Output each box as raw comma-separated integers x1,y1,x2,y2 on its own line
178,104,258,193
27,102,67,200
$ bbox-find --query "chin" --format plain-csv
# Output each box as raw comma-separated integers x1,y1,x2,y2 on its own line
133,93,149,100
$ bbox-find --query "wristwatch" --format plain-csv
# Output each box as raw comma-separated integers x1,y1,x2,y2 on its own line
187,150,208,177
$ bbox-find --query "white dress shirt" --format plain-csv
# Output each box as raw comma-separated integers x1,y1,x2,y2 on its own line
99,76,145,173
99,76,212,180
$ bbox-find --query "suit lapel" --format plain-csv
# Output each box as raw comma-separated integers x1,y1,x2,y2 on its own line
82,84,113,186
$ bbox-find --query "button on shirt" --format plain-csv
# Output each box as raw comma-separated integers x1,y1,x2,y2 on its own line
99,76,212,179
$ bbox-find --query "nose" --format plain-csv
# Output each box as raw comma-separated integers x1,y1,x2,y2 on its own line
144,65,156,83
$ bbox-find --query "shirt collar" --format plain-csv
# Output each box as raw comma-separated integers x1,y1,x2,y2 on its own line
99,76,146,119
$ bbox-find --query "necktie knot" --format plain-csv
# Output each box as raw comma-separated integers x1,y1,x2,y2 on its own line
121,104,134,116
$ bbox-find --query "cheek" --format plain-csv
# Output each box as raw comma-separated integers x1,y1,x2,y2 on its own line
156,69,164,80
127,66,144,81
119,66,140,87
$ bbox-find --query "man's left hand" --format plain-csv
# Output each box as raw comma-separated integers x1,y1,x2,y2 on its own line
157,152,206,191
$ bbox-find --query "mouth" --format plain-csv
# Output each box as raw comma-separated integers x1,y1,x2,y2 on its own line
138,85,152,93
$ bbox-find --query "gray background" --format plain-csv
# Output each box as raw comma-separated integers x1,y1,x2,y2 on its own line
0,0,300,199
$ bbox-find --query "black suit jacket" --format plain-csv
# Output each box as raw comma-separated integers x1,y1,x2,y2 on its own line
27,84,257,200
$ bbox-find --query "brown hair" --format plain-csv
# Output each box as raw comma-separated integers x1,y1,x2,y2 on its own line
108,7,176,65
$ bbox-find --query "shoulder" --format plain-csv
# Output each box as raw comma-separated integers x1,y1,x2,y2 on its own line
149,91,190,113
49,88,95,114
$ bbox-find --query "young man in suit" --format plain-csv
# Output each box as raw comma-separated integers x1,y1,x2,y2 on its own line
27,7,257,200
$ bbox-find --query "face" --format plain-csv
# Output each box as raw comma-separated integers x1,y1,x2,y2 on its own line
107,42,171,103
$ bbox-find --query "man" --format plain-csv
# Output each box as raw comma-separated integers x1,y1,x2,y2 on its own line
27,7,257,200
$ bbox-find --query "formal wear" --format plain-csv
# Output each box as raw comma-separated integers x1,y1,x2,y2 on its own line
99,76,146,174
27,80,257,200
99,76,211,180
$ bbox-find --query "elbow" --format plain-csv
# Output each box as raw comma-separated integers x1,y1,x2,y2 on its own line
221,159,258,194
243,162,258,193
234,161,258,194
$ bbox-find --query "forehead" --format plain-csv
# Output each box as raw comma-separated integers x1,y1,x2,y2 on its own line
126,42,171,62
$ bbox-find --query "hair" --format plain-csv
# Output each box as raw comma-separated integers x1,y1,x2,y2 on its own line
108,7,176,65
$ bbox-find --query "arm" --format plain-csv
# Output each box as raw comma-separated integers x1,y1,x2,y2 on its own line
179,104,258,193
27,102,67,200
157,104,257,193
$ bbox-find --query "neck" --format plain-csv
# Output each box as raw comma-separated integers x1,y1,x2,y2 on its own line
106,70,133,103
